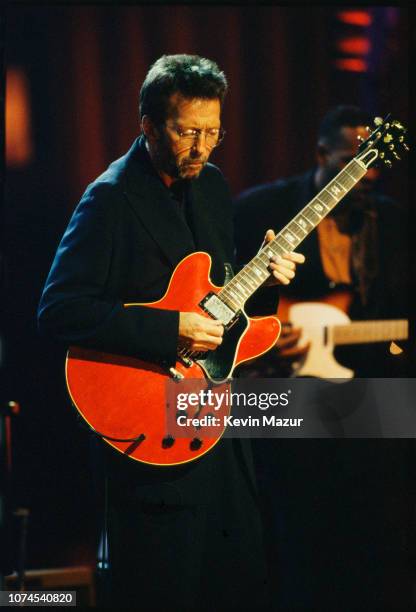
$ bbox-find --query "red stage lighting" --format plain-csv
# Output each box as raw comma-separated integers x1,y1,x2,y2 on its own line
337,11,372,27
334,58,368,73
6,68,33,167
337,37,371,56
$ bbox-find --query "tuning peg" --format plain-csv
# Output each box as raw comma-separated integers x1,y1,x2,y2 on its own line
357,135,365,142
392,120,404,130
397,135,410,152
379,152,385,159
389,144,395,150
393,151,401,160
374,117,383,126
384,159,393,168
365,126,371,133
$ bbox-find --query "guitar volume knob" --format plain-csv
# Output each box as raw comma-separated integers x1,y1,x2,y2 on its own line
162,435,175,449
190,438,203,451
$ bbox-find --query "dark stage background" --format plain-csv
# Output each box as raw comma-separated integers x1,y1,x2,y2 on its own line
2,3,414,607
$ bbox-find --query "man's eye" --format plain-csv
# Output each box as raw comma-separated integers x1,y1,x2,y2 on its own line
207,129,219,136
182,129,198,137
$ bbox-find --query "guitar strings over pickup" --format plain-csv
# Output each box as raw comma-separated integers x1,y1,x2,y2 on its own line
199,292,240,329
177,351,193,367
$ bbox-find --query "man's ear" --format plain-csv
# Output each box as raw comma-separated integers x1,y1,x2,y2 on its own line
316,143,329,167
141,115,159,141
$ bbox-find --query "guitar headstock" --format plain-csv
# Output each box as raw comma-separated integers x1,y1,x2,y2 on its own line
356,115,409,169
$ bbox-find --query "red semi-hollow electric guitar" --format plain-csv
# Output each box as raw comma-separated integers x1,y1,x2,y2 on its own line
66,116,408,465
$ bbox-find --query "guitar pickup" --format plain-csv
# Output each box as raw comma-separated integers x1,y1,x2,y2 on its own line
178,354,193,367
199,293,239,329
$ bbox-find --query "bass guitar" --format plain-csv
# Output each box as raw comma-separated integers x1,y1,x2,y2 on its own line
66,116,408,465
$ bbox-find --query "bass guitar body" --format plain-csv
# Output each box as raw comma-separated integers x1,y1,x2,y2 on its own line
66,252,281,466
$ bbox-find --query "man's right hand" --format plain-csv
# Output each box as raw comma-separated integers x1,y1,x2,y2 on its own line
178,312,224,352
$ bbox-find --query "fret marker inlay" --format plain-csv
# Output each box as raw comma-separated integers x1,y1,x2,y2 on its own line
330,184,342,196
284,232,296,243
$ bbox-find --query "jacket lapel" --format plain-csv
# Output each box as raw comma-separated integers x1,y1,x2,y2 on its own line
123,138,196,268
188,177,229,286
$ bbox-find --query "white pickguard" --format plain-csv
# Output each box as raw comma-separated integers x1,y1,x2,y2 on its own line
289,302,354,380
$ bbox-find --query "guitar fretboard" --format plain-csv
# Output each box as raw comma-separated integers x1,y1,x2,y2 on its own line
333,320,408,345
219,158,367,311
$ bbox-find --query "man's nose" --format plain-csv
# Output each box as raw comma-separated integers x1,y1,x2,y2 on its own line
191,133,209,155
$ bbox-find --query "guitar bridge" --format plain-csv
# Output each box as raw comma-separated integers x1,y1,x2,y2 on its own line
199,293,239,329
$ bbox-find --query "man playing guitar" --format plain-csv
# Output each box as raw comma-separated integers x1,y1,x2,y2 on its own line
38,54,304,610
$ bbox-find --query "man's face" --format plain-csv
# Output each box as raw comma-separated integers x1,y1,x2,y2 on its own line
318,125,379,209
150,93,221,181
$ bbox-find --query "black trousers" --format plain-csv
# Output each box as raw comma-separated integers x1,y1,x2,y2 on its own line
96,439,271,610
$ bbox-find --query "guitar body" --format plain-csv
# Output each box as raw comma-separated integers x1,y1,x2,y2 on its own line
66,252,281,466
287,301,354,379
277,289,353,322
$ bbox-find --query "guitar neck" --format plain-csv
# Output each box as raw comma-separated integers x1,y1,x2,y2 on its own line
219,158,368,311
332,320,408,346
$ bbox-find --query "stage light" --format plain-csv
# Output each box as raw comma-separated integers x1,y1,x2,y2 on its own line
337,11,372,27
6,68,33,167
337,37,371,56
334,58,368,73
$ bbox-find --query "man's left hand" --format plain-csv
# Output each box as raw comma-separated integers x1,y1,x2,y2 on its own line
263,228,305,285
